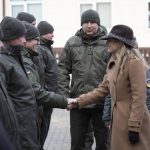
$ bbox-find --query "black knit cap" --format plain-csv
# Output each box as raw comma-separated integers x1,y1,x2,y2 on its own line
37,21,54,36
22,21,39,41
101,24,135,48
0,26,3,40
1,16,26,41
81,9,100,26
16,12,36,24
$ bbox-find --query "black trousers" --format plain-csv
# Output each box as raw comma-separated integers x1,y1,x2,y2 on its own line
85,120,94,150
70,107,107,150
40,107,53,148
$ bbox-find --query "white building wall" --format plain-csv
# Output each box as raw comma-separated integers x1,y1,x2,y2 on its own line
0,1,3,21
0,0,10,21
43,0,80,47
43,0,150,47
1,0,150,47
111,0,149,47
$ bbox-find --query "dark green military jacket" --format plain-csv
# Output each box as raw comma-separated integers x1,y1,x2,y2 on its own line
0,44,39,150
21,48,68,108
37,38,58,93
58,27,110,108
0,77,19,149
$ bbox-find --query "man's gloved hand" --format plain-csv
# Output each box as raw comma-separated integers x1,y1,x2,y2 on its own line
128,131,139,144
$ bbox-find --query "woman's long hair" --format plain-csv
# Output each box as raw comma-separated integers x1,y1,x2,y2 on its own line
131,48,148,68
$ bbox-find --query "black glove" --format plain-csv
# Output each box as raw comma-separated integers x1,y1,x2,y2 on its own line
128,131,139,144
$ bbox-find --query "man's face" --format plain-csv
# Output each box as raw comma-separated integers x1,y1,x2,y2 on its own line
41,32,54,41
82,21,99,37
31,21,36,26
8,36,26,46
24,38,39,52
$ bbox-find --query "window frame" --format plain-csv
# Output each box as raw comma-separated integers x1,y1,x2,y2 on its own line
10,0,42,12
148,2,150,28
77,0,111,29
10,0,42,22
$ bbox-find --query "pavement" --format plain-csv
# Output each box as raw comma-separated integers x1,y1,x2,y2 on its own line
43,109,71,150
43,109,96,150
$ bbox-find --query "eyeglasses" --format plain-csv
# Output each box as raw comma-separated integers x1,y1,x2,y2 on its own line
33,37,40,45
34,37,40,42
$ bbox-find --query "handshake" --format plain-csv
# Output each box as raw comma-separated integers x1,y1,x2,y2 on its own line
66,98,78,110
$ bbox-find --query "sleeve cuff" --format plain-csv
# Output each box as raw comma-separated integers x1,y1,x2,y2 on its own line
128,120,142,132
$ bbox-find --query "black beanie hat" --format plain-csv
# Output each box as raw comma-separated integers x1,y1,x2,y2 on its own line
23,21,39,41
16,12,36,24
81,9,100,26
1,16,26,41
37,21,54,36
0,26,3,40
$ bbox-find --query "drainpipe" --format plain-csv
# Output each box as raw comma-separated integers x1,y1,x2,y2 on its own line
3,0,5,17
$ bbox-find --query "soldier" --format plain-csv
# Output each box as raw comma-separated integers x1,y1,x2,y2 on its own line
0,25,18,150
37,21,58,147
21,22,69,149
0,16,40,150
58,9,110,150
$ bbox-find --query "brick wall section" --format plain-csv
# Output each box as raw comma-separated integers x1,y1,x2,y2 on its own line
54,47,150,64
139,47,150,64
53,47,62,63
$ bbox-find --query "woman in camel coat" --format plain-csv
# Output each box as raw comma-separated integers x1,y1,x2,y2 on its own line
68,25,150,150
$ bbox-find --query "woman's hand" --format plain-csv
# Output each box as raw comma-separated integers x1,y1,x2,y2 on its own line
128,131,139,144
67,98,78,110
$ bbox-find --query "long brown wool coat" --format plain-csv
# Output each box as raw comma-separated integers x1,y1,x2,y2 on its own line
77,53,150,150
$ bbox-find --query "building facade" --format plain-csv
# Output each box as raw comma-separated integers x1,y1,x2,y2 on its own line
1,0,150,62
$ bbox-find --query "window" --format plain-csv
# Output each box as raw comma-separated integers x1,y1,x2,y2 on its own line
80,4,92,15
10,0,42,23
97,2,111,28
79,1,111,28
148,2,150,28
11,0,24,1
12,5,24,17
